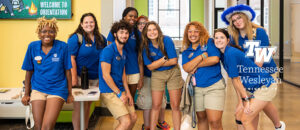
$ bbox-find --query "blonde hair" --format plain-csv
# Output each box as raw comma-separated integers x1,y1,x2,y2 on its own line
36,17,59,34
182,21,210,52
141,21,167,60
228,12,262,46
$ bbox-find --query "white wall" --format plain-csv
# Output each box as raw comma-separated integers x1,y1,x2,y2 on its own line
290,0,300,62
113,0,126,21
101,0,113,37
101,0,127,37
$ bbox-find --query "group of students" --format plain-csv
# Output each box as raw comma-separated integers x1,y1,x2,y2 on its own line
20,4,285,130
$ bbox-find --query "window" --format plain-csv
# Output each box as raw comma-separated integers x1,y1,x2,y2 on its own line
148,0,190,40
214,0,227,29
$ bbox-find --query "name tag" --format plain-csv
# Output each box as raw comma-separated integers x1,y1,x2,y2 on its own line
116,56,121,61
188,53,194,58
34,56,42,64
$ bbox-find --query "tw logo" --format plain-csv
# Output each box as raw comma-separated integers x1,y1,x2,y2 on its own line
244,41,277,63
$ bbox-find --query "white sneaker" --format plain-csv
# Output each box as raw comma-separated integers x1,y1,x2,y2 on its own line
275,121,286,130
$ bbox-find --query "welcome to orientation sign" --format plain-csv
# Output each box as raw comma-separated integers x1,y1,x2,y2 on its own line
0,0,71,19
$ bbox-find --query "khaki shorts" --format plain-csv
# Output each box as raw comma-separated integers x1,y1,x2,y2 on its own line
151,65,184,91
271,72,279,83
247,83,278,101
31,90,64,101
136,76,167,109
127,73,140,85
100,93,135,119
77,76,98,89
194,79,226,111
271,72,278,79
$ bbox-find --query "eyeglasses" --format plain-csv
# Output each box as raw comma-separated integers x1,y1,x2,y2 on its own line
40,30,55,34
231,15,242,23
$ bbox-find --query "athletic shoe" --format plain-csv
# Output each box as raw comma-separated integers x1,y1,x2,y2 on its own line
275,121,286,130
142,124,150,130
156,121,171,130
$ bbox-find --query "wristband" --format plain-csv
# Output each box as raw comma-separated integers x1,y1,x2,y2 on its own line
201,53,207,59
242,95,254,102
117,91,122,98
241,97,250,102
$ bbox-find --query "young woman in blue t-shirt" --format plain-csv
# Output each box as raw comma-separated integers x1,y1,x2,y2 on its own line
21,17,73,130
214,28,283,130
141,21,183,130
221,4,285,130
68,13,107,130
182,21,225,130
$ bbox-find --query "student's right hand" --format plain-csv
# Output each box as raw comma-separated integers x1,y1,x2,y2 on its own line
72,77,78,87
22,95,30,106
120,92,128,105
202,52,208,59
235,102,244,116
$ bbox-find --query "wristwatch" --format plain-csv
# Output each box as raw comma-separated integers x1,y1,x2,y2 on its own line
163,56,168,60
242,96,251,102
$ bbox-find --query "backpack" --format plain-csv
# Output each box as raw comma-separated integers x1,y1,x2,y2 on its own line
76,33,83,46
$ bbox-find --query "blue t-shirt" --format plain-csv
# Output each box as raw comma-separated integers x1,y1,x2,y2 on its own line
22,40,72,101
233,28,277,74
221,46,274,93
99,42,126,93
142,36,178,71
107,31,140,75
182,38,223,87
144,65,151,77
68,34,107,79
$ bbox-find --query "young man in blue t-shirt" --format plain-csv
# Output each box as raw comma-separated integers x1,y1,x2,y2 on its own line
99,20,137,130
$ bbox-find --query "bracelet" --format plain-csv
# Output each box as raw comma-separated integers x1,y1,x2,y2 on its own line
241,96,253,102
116,91,122,98
201,53,207,59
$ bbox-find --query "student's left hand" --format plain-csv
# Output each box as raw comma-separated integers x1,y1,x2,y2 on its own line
137,78,144,90
127,93,134,106
67,94,74,104
244,101,253,114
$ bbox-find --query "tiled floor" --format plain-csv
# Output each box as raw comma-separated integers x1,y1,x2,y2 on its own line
1,83,300,130
1,60,300,130
283,61,300,85
95,82,300,130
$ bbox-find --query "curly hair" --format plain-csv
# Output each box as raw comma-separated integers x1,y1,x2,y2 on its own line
110,20,132,39
182,21,210,51
36,17,58,34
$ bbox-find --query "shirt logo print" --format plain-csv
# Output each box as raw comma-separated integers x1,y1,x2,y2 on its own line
201,44,207,51
131,35,136,40
150,52,157,56
52,53,60,62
